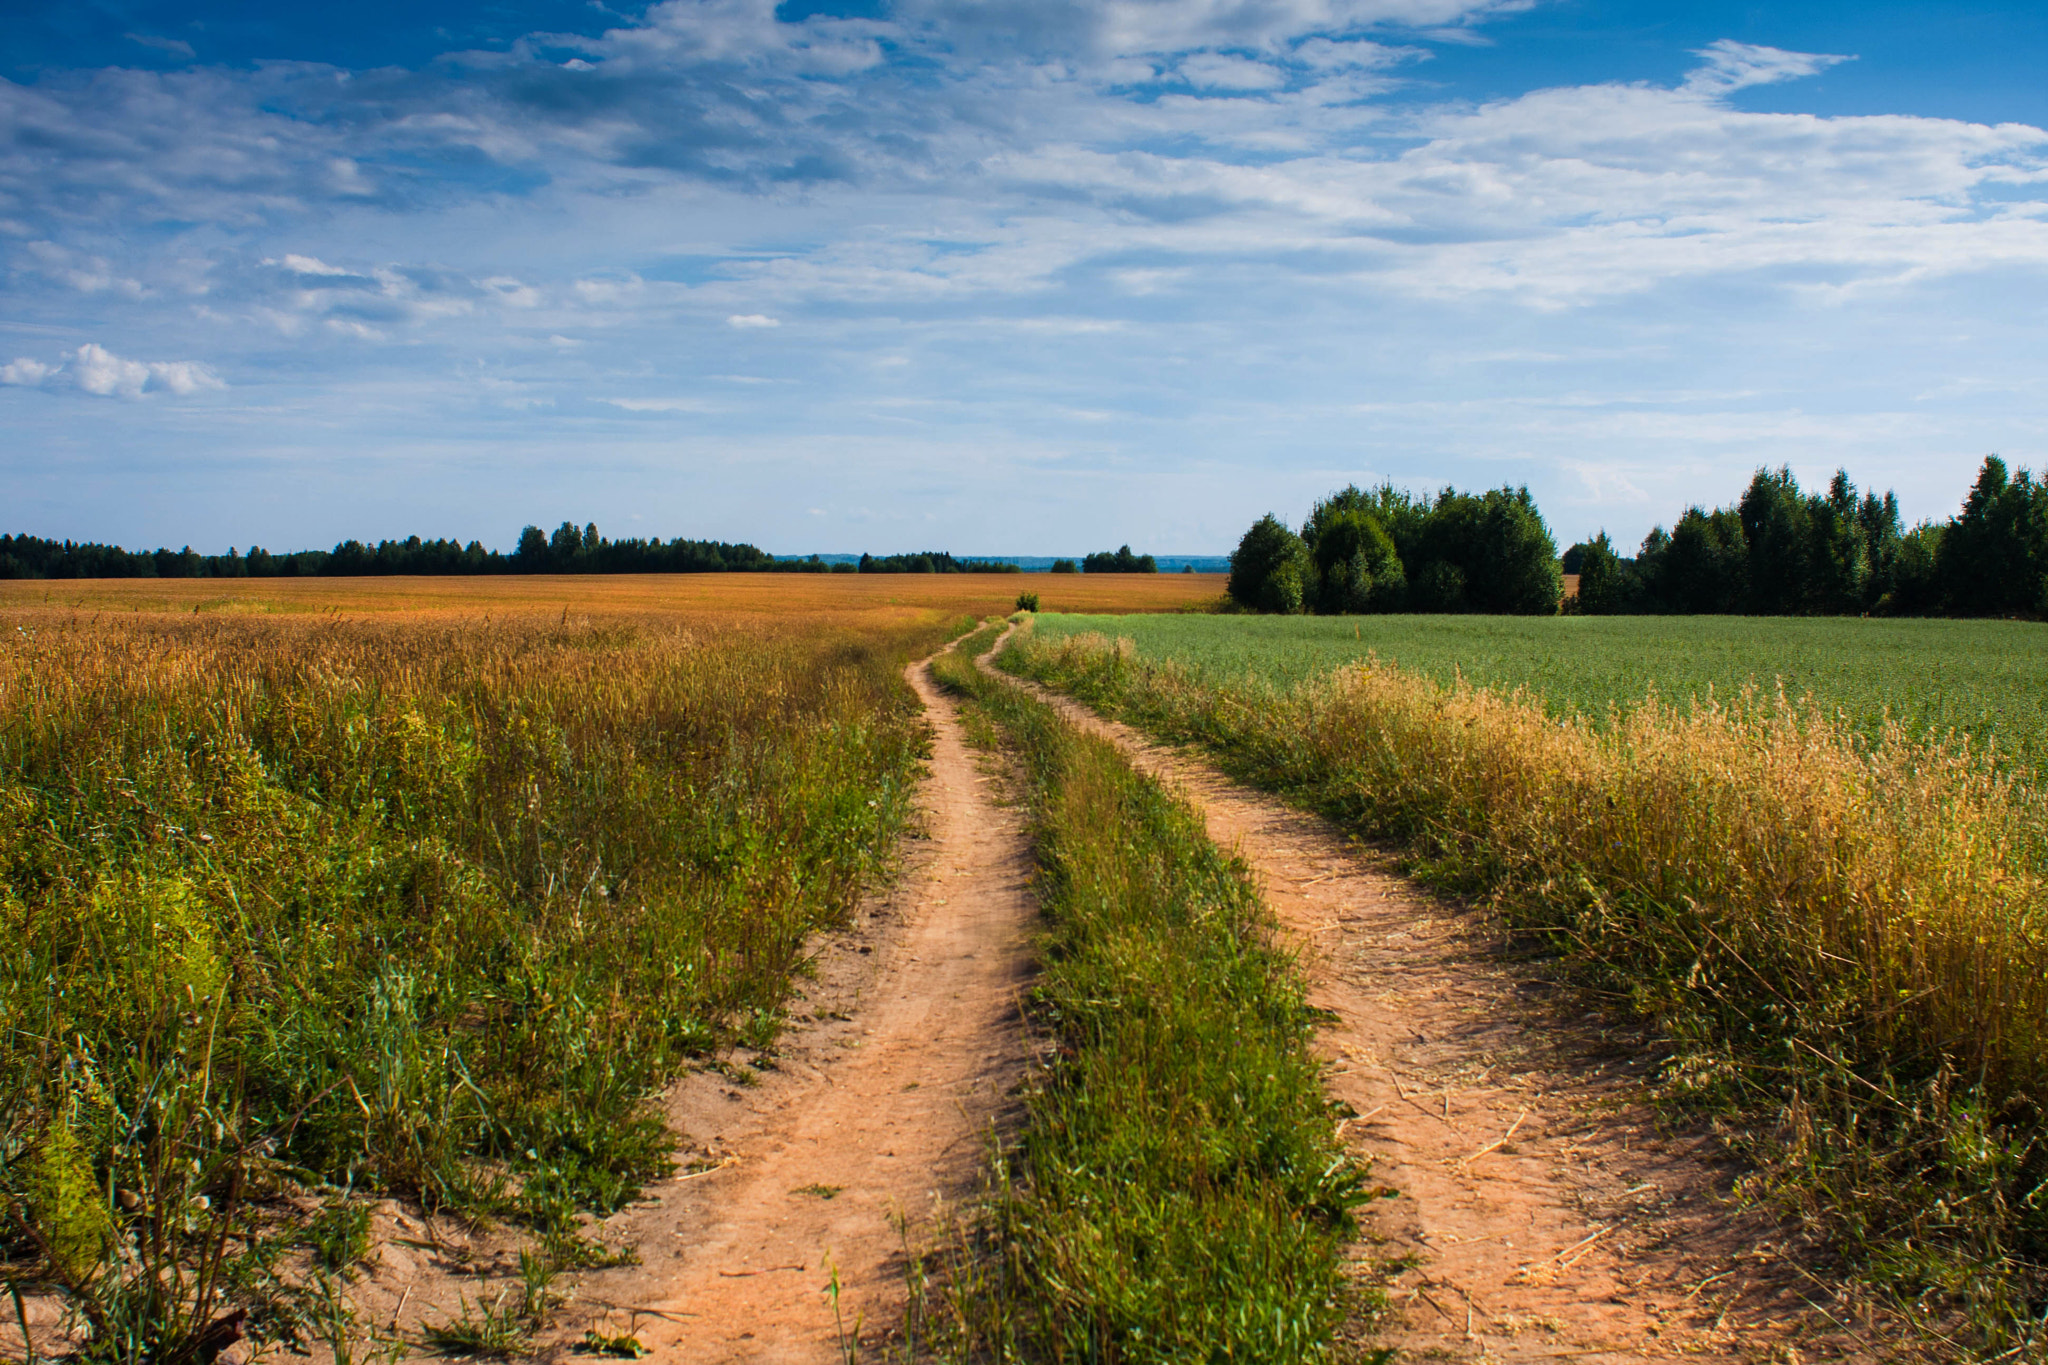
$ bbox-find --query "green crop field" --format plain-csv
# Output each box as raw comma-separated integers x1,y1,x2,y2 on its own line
1030,612,2048,773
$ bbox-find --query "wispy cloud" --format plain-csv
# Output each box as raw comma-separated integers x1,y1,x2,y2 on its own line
125,32,197,60
1682,39,1852,95
0,0,2041,553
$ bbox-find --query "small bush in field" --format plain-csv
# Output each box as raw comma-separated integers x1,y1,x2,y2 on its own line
1014,592,1040,613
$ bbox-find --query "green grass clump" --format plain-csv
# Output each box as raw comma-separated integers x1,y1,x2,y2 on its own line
1033,612,2048,776
0,606,962,1359
921,624,1378,1363
1005,622,2048,1353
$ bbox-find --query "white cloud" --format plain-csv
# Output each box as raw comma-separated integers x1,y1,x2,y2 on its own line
1177,53,1287,91
1682,39,1852,95
146,358,227,395
326,319,389,341
1,345,226,399
0,358,54,386
484,276,542,308
903,0,1522,58
276,254,354,276
72,344,155,398
1,4,2043,552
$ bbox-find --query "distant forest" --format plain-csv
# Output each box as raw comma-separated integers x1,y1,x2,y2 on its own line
1229,456,2048,618
1567,457,2046,618
0,521,1021,580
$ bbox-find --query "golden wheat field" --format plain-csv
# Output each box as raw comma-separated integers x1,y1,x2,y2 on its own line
0,572,1210,1365
0,570,1224,624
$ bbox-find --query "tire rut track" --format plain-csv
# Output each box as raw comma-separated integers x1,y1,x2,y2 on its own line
540,637,1035,1363
984,646,1884,1364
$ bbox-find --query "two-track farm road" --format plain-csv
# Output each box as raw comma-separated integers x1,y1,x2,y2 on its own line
556,640,1034,1363
985,644,1882,1364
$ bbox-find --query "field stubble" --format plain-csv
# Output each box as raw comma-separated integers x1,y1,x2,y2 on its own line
1009,620,2048,1355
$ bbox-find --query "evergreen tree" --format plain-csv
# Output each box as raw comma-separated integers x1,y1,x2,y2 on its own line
1738,467,1813,615
1936,456,2048,615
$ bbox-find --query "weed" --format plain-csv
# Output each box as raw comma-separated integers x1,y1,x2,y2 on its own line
824,1254,864,1365
421,1292,528,1358
515,1249,560,1327
307,1201,372,1274
577,1326,650,1358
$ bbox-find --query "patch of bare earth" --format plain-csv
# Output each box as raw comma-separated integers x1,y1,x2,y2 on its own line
992,656,1902,1364
322,644,1036,1365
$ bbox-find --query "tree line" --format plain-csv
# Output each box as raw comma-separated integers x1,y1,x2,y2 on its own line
1226,457,2047,618
1228,483,1562,615
0,522,1019,580
1569,457,2046,617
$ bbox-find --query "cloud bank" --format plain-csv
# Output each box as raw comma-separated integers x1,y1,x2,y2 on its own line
1,0,2044,552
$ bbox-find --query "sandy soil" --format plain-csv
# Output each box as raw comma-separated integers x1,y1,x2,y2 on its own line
276,633,1038,1365
987,645,1897,1364
543,643,1036,1362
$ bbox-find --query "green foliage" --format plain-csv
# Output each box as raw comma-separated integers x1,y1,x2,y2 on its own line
1226,515,1311,614
578,1328,650,1358
1937,456,2048,616
855,551,1020,574
925,633,1376,1362
421,1294,529,1358
1234,482,1559,617
23,1121,111,1286
1568,532,1634,615
306,1202,372,1274
1080,545,1158,574
1013,592,1039,613
1048,559,1077,574
1306,508,1403,614
1409,485,1561,614
1580,458,2046,618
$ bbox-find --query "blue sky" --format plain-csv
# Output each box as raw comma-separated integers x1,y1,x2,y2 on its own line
4,0,2046,556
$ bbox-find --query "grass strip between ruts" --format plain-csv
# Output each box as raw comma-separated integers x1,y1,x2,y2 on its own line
919,621,1381,1364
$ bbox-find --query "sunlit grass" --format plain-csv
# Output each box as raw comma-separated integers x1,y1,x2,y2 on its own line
918,624,1376,1363
1006,623,2048,1351
0,599,964,1360
1032,612,2048,775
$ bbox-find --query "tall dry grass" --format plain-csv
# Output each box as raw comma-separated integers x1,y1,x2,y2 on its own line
1009,628,2048,1348
0,605,958,1361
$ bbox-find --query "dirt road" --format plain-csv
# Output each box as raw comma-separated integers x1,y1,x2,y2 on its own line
987,645,1879,1363
537,640,1036,1362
